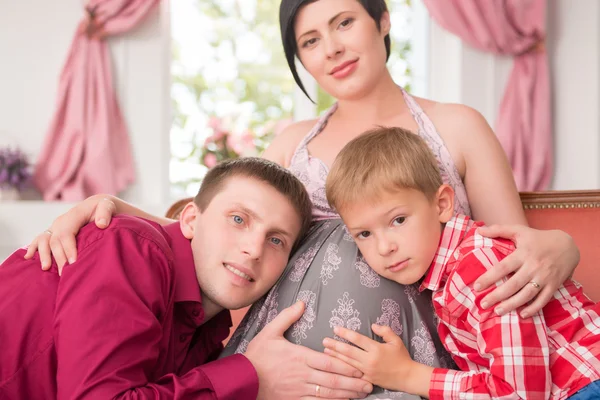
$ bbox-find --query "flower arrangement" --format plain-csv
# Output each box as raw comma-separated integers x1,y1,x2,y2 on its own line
0,147,31,190
200,117,292,168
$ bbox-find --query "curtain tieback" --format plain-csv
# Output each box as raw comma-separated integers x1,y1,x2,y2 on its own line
518,38,546,56
81,5,106,39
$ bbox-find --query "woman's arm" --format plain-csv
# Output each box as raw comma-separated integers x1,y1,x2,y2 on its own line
25,194,175,272
432,103,579,316
449,104,527,225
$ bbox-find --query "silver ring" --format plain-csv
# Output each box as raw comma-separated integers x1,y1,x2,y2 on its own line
43,230,53,236
315,384,320,397
529,280,541,290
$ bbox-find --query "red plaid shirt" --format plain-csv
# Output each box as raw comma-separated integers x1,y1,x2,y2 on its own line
420,215,600,399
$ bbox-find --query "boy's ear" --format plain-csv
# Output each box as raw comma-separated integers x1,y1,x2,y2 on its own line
436,184,455,223
179,202,200,240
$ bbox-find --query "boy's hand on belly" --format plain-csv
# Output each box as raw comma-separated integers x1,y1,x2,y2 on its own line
245,301,373,399
323,324,433,397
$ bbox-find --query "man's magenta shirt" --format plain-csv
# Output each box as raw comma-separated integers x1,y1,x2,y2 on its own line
0,216,258,399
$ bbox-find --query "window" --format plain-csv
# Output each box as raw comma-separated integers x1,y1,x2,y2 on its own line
170,0,428,197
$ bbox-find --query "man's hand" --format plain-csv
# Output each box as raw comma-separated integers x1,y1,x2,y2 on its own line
244,301,373,399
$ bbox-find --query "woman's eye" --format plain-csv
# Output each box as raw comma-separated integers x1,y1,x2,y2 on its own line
233,215,244,224
393,217,406,226
357,231,371,239
339,18,354,28
302,38,318,48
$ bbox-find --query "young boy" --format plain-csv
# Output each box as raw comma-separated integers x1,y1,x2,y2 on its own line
322,127,600,399
0,157,372,399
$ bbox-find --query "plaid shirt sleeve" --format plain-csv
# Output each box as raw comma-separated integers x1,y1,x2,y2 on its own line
429,247,552,400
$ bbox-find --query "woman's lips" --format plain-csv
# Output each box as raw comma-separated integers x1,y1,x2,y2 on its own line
330,59,359,79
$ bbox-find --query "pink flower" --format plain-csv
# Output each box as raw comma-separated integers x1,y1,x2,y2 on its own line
226,130,256,156
203,153,218,168
205,129,227,144
208,116,222,130
204,117,228,143
241,130,255,147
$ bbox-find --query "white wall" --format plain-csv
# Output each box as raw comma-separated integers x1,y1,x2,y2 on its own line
0,0,171,259
428,0,600,190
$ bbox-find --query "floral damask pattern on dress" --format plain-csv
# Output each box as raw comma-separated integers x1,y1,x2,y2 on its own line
289,245,320,282
382,389,410,399
329,292,362,343
375,299,404,336
355,255,381,288
403,285,419,303
291,290,317,344
235,339,249,354
320,243,342,285
411,321,437,366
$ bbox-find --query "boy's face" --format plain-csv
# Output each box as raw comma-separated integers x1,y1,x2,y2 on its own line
180,176,302,312
340,185,454,285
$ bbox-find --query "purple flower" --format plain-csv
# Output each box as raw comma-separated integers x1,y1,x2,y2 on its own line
0,148,31,190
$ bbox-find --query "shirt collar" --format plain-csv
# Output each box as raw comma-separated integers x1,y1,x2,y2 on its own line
164,222,202,304
420,214,473,292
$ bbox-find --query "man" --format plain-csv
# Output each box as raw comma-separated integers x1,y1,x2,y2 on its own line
0,157,372,399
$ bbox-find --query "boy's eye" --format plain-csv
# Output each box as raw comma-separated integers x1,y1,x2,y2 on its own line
232,215,244,224
357,231,371,239
393,217,406,226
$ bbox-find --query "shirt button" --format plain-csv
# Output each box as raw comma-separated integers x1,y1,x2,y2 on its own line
192,309,200,317
179,334,187,343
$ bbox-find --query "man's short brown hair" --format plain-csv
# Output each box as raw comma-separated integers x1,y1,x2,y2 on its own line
195,157,313,246
326,127,443,213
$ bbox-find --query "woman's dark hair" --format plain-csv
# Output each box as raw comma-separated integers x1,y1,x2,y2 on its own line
280,0,391,101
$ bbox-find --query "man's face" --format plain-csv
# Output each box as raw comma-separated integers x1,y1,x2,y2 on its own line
181,176,302,312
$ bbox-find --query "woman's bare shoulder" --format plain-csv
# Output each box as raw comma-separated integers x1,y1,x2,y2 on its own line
262,118,319,167
414,97,491,141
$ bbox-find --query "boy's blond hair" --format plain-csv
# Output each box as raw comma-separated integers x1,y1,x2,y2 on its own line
326,127,443,213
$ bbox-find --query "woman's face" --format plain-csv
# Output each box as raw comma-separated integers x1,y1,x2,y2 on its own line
294,0,390,101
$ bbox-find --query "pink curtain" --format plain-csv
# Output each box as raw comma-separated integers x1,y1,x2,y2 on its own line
422,0,551,191
34,0,160,201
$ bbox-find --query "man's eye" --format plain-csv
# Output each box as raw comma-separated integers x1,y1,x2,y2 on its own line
270,237,282,246
233,215,244,224
393,217,406,226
